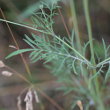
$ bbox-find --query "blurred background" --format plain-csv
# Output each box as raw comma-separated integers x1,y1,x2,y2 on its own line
0,0,110,110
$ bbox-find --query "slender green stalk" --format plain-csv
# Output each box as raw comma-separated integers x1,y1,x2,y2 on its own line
83,0,95,65
0,18,51,35
70,0,82,53
83,0,105,110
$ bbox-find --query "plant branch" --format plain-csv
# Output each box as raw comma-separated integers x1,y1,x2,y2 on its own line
0,18,91,66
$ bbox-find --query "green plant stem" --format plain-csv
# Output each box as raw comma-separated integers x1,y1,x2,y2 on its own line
83,1,95,65
97,57,110,67
83,0,105,110
70,0,82,53
0,18,50,34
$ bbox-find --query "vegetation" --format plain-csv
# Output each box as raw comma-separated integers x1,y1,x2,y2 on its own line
0,0,110,110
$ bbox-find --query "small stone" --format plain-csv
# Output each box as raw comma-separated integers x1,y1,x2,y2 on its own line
1,71,13,77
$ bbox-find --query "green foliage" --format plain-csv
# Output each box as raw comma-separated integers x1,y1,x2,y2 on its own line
18,0,60,21
3,0,110,110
